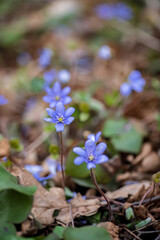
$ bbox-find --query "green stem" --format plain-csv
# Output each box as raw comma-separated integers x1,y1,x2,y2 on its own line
59,131,65,190
90,168,112,221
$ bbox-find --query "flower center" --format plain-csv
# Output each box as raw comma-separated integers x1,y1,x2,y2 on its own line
58,117,63,122
55,96,60,100
88,155,94,161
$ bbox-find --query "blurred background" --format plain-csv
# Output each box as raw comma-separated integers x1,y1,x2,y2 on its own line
0,0,160,185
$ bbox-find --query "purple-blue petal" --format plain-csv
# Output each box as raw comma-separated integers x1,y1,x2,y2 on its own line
61,86,71,97
64,117,74,125
94,142,107,156
52,81,61,93
63,96,72,105
74,157,86,165
55,123,64,132
85,140,96,154
94,155,109,164
49,101,57,108
65,107,75,118
120,82,132,97
45,87,53,95
95,131,101,142
43,95,52,103
55,102,65,115
44,118,56,123
46,108,56,118
87,162,96,169
73,147,86,157
87,134,95,142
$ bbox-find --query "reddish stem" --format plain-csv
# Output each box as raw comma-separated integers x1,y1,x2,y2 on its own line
90,168,112,221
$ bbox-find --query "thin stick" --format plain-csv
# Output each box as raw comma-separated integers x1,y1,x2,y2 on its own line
90,168,112,221
69,203,75,227
124,228,142,240
59,131,65,190
138,182,154,207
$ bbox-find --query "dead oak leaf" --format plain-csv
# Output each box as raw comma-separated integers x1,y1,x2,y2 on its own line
11,166,100,226
56,193,100,225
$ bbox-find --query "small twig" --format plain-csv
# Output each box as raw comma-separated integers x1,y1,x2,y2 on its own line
124,227,142,240
59,131,65,190
139,182,154,207
132,195,160,206
90,168,112,221
69,203,75,227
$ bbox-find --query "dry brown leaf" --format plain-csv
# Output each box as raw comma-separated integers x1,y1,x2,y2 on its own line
140,152,160,173
56,193,100,225
133,143,152,165
0,138,10,157
11,166,100,226
107,182,150,199
98,222,119,240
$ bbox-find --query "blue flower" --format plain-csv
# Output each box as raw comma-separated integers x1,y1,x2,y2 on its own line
0,95,8,105
87,131,101,143
128,70,146,92
98,45,112,60
58,69,70,83
120,70,146,97
38,48,53,68
43,82,72,108
17,52,31,66
73,140,109,169
44,102,75,132
120,82,132,97
24,165,53,182
95,2,133,21
43,69,56,87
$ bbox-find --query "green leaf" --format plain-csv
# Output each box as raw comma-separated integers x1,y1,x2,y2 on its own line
0,223,16,236
111,127,143,154
135,217,152,229
31,77,44,93
0,165,36,223
9,138,23,152
49,144,59,159
103,119,127,137
79,112,90,122
125,207,135,220
44,233,60,240
72,178,94,188
64,226,111,240
86,212,101,224
65,146,89,179
104,91,121,107
53,226,66,239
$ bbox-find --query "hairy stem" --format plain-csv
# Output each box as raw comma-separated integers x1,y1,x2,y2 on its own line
90,168,112,221
59,131,65,190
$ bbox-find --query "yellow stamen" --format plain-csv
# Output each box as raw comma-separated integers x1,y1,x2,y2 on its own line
55,96,60,100
58,117,63,122
89,155,94,161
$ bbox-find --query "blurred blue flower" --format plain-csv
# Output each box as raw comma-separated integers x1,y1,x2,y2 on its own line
120,70,146,97
98,45,112,60
24,164,53,182
43,82,72,108
38,48,53,68
73,140,109,169
128,70,146,92
95,2,133,21
87,131,101,143
17,52,31,66
120,82,132,97
58,69,70,83
44,102,75,132
0,95,8,105
43,69,56,87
